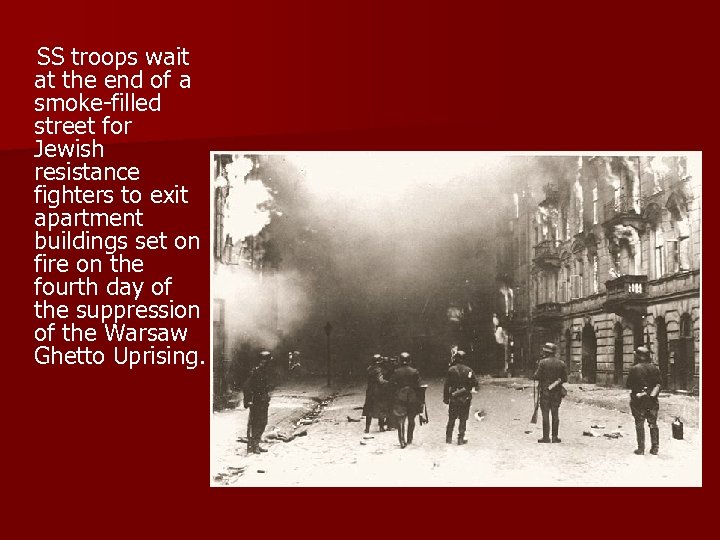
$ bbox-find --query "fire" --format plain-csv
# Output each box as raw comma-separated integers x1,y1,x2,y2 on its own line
217,155,274,241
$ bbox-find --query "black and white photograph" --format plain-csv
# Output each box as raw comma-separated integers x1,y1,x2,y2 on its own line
210,152,701,487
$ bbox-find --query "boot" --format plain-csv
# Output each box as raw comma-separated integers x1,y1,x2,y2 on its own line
446,425,453,444
649,427,659,455
407,423,414,445
397,422,406,449
551,416,560,443
634,424,645,455
457,434,467,445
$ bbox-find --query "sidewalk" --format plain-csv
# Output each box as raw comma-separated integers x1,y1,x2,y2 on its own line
211,377,340,485
483,377,700,428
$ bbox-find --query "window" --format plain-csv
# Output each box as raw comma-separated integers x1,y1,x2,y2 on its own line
654,226,666,278
571,274,582,299
592,186,598,225
591,255,598,294
667,240,679,274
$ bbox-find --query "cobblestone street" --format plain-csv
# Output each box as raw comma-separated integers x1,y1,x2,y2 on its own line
211,378,701,487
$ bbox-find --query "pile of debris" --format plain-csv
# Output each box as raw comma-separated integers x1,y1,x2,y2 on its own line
582,423,624,439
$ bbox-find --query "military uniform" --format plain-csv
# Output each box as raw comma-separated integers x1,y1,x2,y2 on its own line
243,356,271,454
534,344,568,443
363,357,389,432
626,347,661,455
443,354,478,445
390,354,422,448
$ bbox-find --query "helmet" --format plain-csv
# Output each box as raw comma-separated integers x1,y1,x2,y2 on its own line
258,350,272,365
453,350,467,364
634,346,651,361
542,342,557,355
399,352,411,364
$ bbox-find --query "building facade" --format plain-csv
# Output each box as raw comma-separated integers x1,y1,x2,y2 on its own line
496,156,700,392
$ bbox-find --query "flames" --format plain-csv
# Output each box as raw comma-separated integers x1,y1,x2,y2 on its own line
217,155,274,241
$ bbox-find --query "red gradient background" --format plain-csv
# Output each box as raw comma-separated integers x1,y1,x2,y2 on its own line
2,0,710,535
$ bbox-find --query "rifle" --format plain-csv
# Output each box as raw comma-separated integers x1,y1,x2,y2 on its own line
418,385,429,425
530,379,540,424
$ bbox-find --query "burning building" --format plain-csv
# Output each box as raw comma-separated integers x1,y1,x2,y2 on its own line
495,155,701,392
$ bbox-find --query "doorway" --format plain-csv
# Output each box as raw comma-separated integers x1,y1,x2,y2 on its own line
613,323,624,385
656,317,669,389
581,324,597,383
565,329,572,372
673,314,695,391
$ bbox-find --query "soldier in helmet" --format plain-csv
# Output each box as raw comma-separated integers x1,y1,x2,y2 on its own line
363,354,389,433
534,342,568,443
389,352,422,448
443,350,478,445
626,346,662,455
243,351,272,454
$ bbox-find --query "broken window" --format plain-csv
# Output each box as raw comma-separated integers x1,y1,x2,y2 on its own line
591,255,598,294
654,226,666,278
593,185,598,225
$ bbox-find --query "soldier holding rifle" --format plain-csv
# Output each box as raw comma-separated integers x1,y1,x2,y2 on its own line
533,342,567,444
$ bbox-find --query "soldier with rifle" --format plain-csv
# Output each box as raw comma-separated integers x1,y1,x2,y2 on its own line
443,350,478,445
533,342,567,443
243,351,272,454
626,346,662,455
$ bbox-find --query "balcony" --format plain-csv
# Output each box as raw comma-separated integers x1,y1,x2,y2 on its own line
603,195,647,231
603,275,649,315
532,302,562,325
533,240,561,268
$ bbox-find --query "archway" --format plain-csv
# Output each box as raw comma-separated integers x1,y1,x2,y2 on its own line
565,329,572,372
613,323,624,385
581,324,597,383
675,314,694,391
656,317,669,389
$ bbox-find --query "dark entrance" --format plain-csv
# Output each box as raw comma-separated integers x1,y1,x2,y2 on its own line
656,317,669,389
671,314,695,392
581,324,597,384
565,329,572,372
613,323,624,385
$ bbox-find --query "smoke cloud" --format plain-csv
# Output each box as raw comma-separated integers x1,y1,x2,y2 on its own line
215,153,607,373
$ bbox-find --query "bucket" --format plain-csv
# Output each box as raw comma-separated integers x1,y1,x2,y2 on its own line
672,417,684,440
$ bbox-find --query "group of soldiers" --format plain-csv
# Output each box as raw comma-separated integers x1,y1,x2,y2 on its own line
362,349,479,448
532,341,662,454
242,341,664,456
362,352,425,448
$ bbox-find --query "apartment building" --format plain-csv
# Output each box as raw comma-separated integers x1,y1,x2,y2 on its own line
497,156,700,392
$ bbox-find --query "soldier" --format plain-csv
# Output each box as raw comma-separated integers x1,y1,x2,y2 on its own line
390,352,422,449
534,342,568,443
443,350,478,445
363,354,389,433
626,346,662,455
243,350,272,454
380,356,397,430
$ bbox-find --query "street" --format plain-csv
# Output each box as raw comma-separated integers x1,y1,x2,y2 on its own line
211,378,701,487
